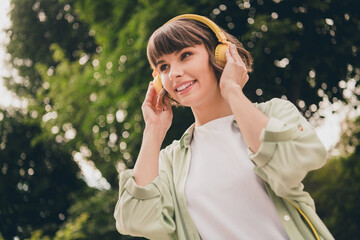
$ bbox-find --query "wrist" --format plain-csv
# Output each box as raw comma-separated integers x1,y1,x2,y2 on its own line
144,124,167,142
221,83,244,103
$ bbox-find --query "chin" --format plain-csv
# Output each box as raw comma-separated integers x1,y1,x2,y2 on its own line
180,99,203,108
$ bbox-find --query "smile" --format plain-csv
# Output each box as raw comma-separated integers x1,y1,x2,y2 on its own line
175,80,196,92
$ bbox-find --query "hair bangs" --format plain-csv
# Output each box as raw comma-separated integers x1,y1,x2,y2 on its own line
146,17,253,106
147,20,206,69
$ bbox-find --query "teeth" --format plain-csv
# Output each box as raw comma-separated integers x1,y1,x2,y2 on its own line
176,81,195,92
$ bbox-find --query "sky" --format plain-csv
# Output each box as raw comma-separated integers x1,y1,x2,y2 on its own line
0,0,110,189
0,1,346,168
0,0,14,107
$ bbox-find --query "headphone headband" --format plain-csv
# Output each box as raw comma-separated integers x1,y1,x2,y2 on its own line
151,14,231,94
166,14,228,44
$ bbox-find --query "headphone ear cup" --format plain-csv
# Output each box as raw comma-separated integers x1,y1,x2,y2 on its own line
152,74,163,94
214,44,229,67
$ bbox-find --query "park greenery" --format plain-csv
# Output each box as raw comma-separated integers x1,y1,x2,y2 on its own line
0,0,359,239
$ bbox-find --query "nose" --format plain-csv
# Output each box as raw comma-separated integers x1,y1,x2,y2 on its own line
169,63,183,80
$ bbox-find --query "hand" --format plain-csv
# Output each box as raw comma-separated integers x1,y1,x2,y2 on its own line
141,82,173,136
219,44,249,102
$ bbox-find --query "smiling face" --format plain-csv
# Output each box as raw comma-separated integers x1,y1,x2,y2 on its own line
155,44,220,108
147,18,253,106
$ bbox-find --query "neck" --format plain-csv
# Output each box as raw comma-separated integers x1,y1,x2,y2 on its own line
191,93,233,127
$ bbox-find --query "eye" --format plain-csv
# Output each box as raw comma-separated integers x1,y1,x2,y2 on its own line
181,52,192,60
159,64,169,72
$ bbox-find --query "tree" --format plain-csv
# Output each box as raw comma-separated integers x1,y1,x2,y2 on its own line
25,213,89,240
7,0,360,184
210,0,360,120
4,0,360,239
5,0,97,100
0,110,86,239
34,0,218,186
305,116,360,239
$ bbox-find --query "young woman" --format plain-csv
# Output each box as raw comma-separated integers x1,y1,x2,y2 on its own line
114,14,334,240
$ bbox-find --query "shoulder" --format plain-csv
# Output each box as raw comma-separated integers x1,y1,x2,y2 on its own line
159,139,182,167
255,98,300,119
160,124,193,169
162,139,182,156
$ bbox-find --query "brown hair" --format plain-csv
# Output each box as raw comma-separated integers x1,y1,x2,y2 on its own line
147,18,253,105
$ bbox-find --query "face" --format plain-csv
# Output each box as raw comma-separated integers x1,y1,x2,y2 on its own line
155,44,220,108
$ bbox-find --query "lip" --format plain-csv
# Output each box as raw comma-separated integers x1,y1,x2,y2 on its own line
173,80,197,94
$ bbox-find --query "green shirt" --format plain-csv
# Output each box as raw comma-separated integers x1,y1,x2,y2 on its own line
114,98,334,240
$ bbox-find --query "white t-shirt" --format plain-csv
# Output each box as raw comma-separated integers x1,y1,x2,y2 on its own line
185,115,289,240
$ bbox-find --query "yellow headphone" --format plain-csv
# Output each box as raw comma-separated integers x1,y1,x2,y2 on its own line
152,14,230,94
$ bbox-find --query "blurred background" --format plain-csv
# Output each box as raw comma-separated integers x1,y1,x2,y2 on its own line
0,0,359,239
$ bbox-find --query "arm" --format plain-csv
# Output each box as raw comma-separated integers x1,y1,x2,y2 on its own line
133,125,165,186
249,99,328,203
224,86,269,153
114,82,176,239
114,151,176,239
134,82,172,186
220,45,327,204
219,43,269,153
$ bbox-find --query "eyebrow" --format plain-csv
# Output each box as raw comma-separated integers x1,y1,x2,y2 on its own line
154,47,195,67
155,59,165,67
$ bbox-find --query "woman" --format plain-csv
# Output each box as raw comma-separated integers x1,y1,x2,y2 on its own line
114,14,334,240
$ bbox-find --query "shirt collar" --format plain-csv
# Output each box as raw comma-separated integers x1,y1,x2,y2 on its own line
179,118,239,149
180,123,195,149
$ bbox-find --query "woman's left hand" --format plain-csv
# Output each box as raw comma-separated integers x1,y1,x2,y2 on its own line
219,44,249,102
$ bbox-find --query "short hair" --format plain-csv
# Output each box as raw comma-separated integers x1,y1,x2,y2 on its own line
147,18,253,105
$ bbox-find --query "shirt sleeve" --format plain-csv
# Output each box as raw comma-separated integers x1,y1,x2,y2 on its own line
113,150,176,240
248,98,328,207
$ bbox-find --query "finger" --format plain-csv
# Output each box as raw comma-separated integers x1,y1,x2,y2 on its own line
225,47,235,63
229,44,246,66
155,95,164,111
144,82,157,104
143,83,159,112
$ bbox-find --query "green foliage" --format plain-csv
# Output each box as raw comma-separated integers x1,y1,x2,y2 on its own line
66,189,142,240
3,0,360,239
6,0,97,99
34,0,211,187
26,213,88,240
53,213,88,240
0,110,86,239
25,230,51,240
305,151,360,239
335,116,360,155
210,0,360,119
305,116,360,239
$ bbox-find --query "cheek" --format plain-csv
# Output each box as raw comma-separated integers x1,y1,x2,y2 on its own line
160,74,171,92
203,63,218,82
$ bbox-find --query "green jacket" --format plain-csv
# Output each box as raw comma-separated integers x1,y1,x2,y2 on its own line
114,98,334,240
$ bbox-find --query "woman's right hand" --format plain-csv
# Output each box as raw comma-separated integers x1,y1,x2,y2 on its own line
141,82,173,138
134,82,172,186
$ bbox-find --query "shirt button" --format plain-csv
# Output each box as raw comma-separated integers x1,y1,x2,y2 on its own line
298,124,304,132
284,215,290,221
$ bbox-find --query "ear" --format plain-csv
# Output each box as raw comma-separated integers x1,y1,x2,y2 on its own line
152,69,158,78
152,70,163,93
